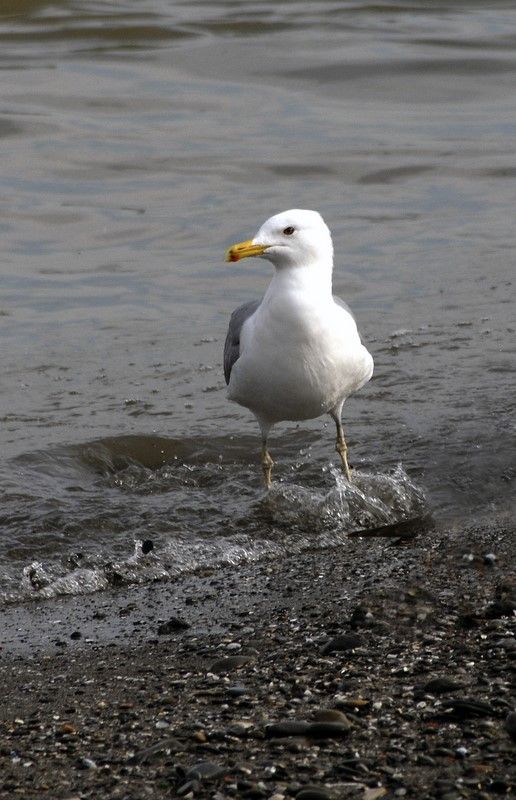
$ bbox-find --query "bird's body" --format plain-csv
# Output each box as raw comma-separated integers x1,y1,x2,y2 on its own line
228,279,372,424
224,209,373,487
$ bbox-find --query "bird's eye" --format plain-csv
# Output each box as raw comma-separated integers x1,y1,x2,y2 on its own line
283,226,295,236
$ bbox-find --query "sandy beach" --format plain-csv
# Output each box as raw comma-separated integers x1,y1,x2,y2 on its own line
1,517,514,799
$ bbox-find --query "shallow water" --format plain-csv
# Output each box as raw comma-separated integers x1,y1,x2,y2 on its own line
0,1,514,605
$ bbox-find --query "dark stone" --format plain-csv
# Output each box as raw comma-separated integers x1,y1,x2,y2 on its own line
185,761,225,781
423,677,464,694
456,612,481,629
488,780,510,794
265,721,311,738
119,603,136,617
130,737,181,764
504,711,516,741
296,787,332,800
433,748,456,758
440,698,495,718
306,721,351,739
177,779,200,796
321,633,362,655
417,755,436,766
157,617,190,635
142,539,154,554
226,722,253,737
349,605,373,628
484,600,516,618
242,786,267,799
70,631,82,640
312,709,350,724
209,655,252,673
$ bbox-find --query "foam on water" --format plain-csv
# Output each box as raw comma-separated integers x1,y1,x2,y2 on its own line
5,464,427,606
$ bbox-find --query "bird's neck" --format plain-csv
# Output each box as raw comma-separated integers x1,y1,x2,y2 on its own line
267,261,333,302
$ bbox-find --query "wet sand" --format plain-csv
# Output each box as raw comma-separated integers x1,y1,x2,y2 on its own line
1,519,514,799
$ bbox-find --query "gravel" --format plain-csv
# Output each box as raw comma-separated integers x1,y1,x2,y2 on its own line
0,517,514,799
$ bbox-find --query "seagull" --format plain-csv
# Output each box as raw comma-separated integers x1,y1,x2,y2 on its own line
224,209,374,489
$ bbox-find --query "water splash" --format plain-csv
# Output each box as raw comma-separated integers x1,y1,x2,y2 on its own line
17,540,170,602
6,462,427,606
264,465,426,533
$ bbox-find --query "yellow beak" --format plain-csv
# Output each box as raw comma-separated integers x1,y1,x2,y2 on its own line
225,239,268,263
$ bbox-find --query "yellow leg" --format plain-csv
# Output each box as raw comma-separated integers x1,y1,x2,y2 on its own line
261,444,274,489
335,428,352,482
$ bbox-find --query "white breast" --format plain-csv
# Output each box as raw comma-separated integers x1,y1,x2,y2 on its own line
228,290,373,424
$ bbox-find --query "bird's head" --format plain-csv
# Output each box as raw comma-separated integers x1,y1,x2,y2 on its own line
226,209,334,270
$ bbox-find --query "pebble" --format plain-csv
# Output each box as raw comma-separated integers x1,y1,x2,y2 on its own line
423,677,464,695
226,683,248,697
334,696,371,712
209,655,253,673
177,779,199,796
265,721,311,738
241,784,266,799
3,521,514,800
435,778,454,791
321,633,362,655
76,757,97,770
494,637,516,652
306,721,352,739
441,698,495,718
417,754,436,766
265,718,352,740
296,787,332,800
157,617,190,634
349,604,374,628
60,722,77,734
185,761,226,781
131,737,181,764
504,711,516,741
364,789,387,800
312,709,351,724
226,720,254,737
484,600,516,618
433,748,456,758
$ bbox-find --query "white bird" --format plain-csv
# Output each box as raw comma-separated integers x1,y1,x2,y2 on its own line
224,209,374,489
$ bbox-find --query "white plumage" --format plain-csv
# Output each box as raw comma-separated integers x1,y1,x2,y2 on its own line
224,209,373,487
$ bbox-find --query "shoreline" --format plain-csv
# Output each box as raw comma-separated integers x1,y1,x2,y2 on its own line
1,518,514,798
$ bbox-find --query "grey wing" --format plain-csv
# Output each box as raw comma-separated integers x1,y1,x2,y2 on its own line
223,299,261,385
333,295,356,322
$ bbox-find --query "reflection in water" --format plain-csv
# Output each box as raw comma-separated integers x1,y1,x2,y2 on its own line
0,1,514,605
